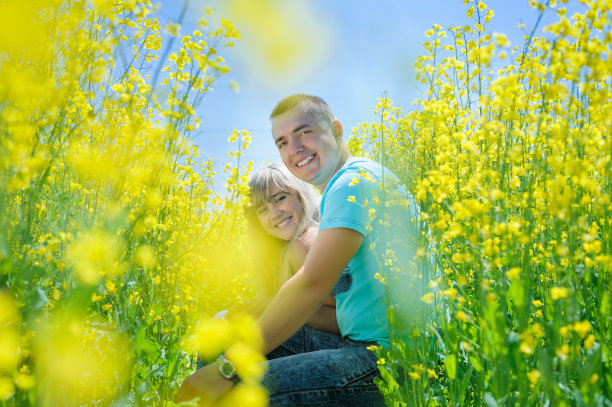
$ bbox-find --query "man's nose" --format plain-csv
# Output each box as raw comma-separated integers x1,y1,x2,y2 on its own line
289,138,303,156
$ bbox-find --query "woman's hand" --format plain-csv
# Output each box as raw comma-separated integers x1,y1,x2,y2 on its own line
176,363,233,406
225,297,272,319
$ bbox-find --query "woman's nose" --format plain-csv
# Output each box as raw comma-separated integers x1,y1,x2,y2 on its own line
269,204,283,220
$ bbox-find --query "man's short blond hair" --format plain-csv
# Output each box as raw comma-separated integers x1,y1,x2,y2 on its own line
270,94,335,129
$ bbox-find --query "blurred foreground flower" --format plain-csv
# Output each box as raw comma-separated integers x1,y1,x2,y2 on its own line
34,310,133,405
0,291,19,373
65,229,125,285
221,0,333,87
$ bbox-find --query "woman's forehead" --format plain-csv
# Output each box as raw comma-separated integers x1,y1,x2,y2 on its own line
268,184,283,196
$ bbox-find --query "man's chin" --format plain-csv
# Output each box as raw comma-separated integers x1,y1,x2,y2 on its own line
289,168,313,183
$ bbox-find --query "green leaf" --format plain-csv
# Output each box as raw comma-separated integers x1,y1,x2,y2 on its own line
445,354,456,380
484,392,499,407
135,326,160,362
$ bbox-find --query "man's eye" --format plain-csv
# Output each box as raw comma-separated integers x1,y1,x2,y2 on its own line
277,141,286,149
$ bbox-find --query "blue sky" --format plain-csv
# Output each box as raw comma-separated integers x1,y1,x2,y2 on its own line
158,0,581,187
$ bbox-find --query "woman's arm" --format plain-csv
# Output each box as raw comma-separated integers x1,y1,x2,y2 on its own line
225,297,272,319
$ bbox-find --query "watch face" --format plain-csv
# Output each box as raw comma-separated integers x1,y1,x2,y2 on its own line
220,361,235,377
217,355,236,379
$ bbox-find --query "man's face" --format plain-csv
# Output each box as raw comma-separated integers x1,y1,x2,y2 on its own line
271,104,342,191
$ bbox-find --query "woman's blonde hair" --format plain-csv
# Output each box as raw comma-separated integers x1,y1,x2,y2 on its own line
246,164,320,297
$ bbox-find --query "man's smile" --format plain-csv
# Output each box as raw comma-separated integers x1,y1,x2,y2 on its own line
296,154,315,168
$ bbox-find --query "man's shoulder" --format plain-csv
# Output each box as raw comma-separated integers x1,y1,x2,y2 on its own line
327,158,382,189
332,158,402,192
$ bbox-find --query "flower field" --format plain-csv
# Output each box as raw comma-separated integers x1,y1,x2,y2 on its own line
351,0,612,405
0,0,610,406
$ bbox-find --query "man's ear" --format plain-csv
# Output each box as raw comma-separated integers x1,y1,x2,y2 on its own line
332,120,343,141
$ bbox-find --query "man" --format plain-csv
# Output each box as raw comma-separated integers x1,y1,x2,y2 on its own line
177,94,421,406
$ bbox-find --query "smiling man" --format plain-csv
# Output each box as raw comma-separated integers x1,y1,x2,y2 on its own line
177,94,422,406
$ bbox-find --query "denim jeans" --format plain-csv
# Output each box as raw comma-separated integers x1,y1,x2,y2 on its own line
263,325,385,407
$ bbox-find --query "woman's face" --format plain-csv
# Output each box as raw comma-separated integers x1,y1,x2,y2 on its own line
256,184,303,241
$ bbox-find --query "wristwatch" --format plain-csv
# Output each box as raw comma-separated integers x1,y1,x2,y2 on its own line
216,353,237,381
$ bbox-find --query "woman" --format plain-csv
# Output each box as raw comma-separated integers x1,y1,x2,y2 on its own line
224,163,339,334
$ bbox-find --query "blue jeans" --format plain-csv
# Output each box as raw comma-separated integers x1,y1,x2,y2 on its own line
263,326,385,407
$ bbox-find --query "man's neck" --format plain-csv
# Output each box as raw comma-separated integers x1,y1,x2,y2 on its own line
316,151,352,193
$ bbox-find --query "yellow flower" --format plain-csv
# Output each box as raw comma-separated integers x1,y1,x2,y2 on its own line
220,383,268,407
164,22,181,37
421,293,435,304
374,273,385,285
14,373,35,390
135,245,156,269
105,280,117,296
184,318,232,360
408,371,420,380
442,287,458,300
456,311,471,323
572,320,591,338
584,334,596,349
527,369,540,385
0,293,19,372
559,326,571,340
225,342,267,382
556,344,570,360
506,267,520,280
347,195,356,203
550,287,569,300
519,342,533,356
0,377,14,401
34,311,132,405
348,177,360,186
66,229,124,285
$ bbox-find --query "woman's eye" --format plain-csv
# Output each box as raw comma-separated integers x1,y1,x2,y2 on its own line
275,195,286,204
257,207,267,215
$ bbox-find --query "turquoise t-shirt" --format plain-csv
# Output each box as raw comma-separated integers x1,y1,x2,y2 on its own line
320,157,424,348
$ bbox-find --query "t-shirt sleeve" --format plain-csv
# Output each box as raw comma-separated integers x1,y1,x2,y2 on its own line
319,170,377,236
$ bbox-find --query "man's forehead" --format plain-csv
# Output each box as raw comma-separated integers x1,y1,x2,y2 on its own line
272,106,321,136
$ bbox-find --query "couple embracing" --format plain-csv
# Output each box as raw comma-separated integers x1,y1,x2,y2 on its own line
178,94,423,406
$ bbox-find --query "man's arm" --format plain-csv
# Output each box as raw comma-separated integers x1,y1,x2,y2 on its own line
289,236,340,335
259,227,364,354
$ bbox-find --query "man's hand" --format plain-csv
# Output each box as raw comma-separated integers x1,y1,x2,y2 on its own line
176,363,234,406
